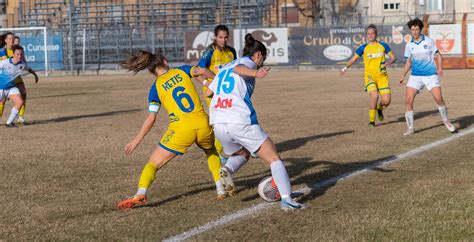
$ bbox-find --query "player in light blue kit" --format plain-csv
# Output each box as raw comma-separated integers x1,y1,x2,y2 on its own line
205,33,305,210
0,45,38,127
399,18,456,135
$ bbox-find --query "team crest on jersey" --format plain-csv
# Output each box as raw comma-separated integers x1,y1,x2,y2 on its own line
168,113,180,123
424,44,428,49
214,64,224,70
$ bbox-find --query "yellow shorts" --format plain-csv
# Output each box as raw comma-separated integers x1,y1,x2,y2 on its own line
14,76,24,85
159,125,215,155
364,74,391,95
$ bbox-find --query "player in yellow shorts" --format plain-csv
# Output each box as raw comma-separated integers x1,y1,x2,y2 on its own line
340,24,397,127
117,51,232,209
197,25,237,163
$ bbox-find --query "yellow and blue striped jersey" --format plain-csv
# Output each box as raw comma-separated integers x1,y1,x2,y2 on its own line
148,65,208,129
197,45,236,74
355,41,392,77
0,47,13,60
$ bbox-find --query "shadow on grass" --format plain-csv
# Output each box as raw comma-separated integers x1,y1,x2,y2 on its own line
29,92,95,99
145,130,354,207
238,156,395,202
381,113,474,134
382,110,440,125
406,114,474,134
189,130,354,188
135,115,474,208
28,109,142,125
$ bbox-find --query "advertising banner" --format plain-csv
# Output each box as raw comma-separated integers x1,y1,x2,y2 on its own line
21,35,64,70
429,24,462,55
184,31,234,64
233,28,288,64
289,25,412,65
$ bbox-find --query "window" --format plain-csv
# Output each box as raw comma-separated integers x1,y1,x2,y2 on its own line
426,0,444,11
383,2,400,11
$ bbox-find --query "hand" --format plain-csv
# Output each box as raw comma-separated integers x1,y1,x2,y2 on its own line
255,67,270,78
34,76,39,83
339,66,347,76
399,77,405,86
124,140,139,155
385,61,392,68
438,69,443,77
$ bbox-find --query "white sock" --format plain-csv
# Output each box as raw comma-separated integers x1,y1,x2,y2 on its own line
7,107,19,124
437,105,448,122
135,187,147,196
270,160,292,199
215,180,225,193
224,155,248,174
405,111,414,130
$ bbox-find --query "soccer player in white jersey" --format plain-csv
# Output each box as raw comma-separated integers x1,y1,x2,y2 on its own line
205,33,305,210
399,18,456,135
0,45,38,127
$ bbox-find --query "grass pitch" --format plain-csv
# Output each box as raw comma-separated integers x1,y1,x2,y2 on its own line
1,69,473,240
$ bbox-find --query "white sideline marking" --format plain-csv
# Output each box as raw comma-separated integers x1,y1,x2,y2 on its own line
164,127,474,241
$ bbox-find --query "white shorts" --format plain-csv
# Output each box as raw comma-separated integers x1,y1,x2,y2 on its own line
0,87,20,101
407,75,441,91
213,123,269,155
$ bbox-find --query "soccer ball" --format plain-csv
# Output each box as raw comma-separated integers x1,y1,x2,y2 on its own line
257,176,281,202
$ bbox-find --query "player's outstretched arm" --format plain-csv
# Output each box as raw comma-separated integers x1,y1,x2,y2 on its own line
204,87,214,98
234,65,270,79
125,112,157,155
340,55,359,75
26,68,39,83
192,66,215,80
399,58,412,85
386,52,397,68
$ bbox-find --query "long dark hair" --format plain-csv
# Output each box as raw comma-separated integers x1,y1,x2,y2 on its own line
211,24,230,49
243,33,267,59
121,51,167,75
0,32,14,48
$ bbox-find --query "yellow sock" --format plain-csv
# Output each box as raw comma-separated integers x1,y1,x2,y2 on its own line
369,109,376,122
377,103,383,111
138,162,159,190
19,103,26,117
206,147,221,182
0,103,4,117
214,139,223,158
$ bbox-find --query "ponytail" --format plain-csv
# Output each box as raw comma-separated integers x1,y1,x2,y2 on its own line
121,51,167,74
243,33,267,59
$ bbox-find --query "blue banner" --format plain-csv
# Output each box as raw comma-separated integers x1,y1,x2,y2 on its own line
21,35,64,70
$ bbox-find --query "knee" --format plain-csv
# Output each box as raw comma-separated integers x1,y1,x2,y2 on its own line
16,99,24,108
370,93,379,102
434,97,445,106
230,148,250,159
